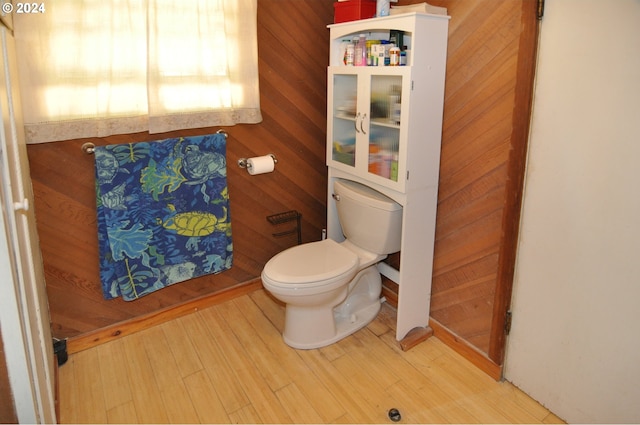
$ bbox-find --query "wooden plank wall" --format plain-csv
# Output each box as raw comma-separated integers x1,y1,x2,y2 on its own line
428,0,535,360
382,0,536,368
26,0,334,339
25,0,536,367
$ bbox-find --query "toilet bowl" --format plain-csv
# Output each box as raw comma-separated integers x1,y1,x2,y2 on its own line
262,238,384,349
261,178,403,350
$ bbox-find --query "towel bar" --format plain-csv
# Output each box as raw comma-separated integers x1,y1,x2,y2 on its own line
82,129,228,155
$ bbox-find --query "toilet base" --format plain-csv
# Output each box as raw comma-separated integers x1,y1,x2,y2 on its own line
282,266,383,350
284,298,383,350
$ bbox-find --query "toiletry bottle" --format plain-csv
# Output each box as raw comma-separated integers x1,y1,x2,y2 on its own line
340,39,350,66
389,45,400,66
354,34,366,66
344,40,355,66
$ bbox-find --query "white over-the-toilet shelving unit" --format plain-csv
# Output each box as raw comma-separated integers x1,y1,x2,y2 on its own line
325,12,450,345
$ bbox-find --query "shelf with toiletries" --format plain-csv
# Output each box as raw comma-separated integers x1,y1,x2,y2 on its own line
326,12,449,194
326,12,450,343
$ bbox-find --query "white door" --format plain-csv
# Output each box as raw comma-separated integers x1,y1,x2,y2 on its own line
0,23,56,423
505,0,640,423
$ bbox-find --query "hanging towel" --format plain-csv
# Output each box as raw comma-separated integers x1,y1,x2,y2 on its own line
94,133,232,301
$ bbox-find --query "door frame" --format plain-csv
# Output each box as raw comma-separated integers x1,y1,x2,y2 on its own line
0,23,56,423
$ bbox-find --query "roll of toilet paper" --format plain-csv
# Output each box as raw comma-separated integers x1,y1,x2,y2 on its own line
247,155,275,175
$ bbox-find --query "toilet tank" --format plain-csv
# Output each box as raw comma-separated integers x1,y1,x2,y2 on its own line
333,179,403,254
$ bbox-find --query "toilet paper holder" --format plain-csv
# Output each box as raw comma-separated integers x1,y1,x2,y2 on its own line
237,153,278,170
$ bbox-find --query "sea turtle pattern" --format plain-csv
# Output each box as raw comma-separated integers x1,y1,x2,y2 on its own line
94,133,232,301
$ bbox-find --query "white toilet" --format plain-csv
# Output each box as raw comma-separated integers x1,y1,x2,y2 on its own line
261,178,402,349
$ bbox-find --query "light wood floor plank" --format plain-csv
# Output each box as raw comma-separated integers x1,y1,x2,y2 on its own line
140,324,206,423
318,337,348,361
331,412,361,424
158,380,201,424
297,348,378,423
141,326,183,390
106,400,139,424
220,299,290,391
456,393,517,424
544,411,566,423
140,326,201,423
183,370,230,424
160,318,204,378
431,401,482,424
178,313,249,414
200,306,294,424
121,332,169,424
403,339,493,401
385,380,451,424
232,294,347,423
350,328,415,390
275,382,324,424
58,352,78,424
248,289,285,332
332,351,395,419
58,290,564,424
227,404,262,424
493,382,555,421
97,339,133,411
72,349,108,423
476,387,543,424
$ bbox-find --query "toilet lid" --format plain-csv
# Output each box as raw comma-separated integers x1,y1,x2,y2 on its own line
263,239,358,287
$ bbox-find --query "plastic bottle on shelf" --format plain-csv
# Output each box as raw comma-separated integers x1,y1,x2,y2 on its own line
340,39,351,66
389,45,401,66
344,40,355,66
354,34,367,66
382,41,391,66
400,47,407,66
366,40,380,66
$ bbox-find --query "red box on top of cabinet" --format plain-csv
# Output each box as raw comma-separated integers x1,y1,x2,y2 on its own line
334,0,377,24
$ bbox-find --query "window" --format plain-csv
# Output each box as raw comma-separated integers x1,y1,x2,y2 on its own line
14,0,261,144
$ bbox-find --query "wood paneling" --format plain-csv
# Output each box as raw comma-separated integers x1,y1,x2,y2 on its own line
27,0,538,371
419,0,536,362
27,0,335,339
379,0,538,367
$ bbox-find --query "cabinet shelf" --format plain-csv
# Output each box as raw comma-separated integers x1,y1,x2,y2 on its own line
370,118,400,129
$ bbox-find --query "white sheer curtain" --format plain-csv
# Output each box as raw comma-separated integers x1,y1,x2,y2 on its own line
14,0,262,144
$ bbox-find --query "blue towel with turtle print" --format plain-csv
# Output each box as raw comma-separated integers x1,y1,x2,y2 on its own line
94,133,232,301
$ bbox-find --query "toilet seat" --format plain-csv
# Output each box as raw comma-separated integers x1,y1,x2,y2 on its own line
262,239,358,289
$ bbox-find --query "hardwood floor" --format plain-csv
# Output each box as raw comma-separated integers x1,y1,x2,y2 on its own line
58,290,564,424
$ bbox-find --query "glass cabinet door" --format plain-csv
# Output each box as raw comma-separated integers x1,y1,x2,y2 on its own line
368,75,402,182
330,74,358,168
328,69,407,191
